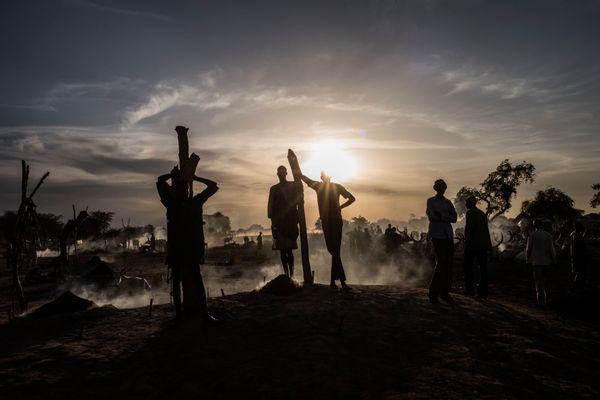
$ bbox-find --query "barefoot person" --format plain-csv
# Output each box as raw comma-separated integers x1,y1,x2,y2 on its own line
157,166,219,320
268,166,302,278
426,179,457,303
302,171,355,290
463,196,492,298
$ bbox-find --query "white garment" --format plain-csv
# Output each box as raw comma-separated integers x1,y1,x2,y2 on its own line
526,229,556,266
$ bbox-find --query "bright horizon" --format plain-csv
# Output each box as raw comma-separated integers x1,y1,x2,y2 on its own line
1,1,599,230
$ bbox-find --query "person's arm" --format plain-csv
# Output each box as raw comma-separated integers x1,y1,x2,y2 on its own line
193,175,219,200
426,198,440,222
550,235,557,265
464,211,472,244
267,186,275,219
526,234,532,264
338,185,355,209
445,201,458,223
301,175,319,190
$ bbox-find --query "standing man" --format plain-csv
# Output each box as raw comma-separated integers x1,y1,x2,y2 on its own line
268,166,302,278
526,219,557,306
256,232,263,255
426,179,457,303
570,221,588,293
157,166,219,320
302,171,355,290
463,196,492,298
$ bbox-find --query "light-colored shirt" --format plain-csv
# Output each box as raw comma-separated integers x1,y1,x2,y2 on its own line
426,195,457,240
526,229,556,266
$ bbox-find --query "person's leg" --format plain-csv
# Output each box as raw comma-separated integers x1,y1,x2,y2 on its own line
477,251,488,298
428,239,444,301
533,266,546,306
287,250,294,278
463,249,475,295
171,265,182,318
442,239,454,296
280,250,290,276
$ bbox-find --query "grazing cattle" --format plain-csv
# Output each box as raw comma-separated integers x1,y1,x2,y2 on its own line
116,275,151,296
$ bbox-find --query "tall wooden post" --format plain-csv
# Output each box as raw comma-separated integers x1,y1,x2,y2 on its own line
287,149,313,285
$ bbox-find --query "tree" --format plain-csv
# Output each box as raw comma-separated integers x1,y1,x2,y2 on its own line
204,212,231,235
350,215,370,229
591,183,600,208
454,159,535,221
79,210,114,240
36,213,64,247
521,187,582,227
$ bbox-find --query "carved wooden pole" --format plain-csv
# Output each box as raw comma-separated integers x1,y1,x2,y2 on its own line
287,149,313,285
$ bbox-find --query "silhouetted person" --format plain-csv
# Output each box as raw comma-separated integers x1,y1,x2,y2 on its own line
526,219,556,306
149,233,156,252
302,171,355,290
268,166,301,278
362,227,372,255
463,196,492,298
157,166,218,319
570,221,588,293
426,179,457,303
384,224,394,252
257,231,263,254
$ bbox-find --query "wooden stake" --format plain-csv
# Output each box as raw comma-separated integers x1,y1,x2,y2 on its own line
221,288,225,298
287,149,313,285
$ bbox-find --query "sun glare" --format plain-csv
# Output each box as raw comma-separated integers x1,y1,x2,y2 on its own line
300,140,358,183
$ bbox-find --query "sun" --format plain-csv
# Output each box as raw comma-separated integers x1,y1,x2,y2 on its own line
300,140,358,183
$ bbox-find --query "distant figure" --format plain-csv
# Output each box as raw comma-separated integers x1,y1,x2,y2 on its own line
268,166,302,278
362,227,372,254
149,233,156,252
426,179,457,303
570,221,588,293
157,166,218,319
526,219,556,306
257,231,263,254
384,224,394,253
302,171,355,290
463,196,492,298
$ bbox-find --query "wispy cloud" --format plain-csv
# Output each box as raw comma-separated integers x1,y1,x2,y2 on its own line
75,0,172,22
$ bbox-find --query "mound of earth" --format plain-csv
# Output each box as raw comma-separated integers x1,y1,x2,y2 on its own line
259,274,301,296
28,291,96,318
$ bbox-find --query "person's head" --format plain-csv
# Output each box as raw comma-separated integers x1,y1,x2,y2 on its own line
465,195,477,210
320,170,331,183
573,221,584,233
277,165,287,181
388,224,392,228
433,179,447,195
259,231,262,235
533,219,543,230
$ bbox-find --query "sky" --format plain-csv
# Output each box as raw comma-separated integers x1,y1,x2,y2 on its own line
1,0,599,229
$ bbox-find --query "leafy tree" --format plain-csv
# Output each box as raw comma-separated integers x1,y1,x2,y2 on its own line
591,183,600,208
521,187,582,227
79,210,114,240
204,211,231,235
350,215,370,229
36,213,64,246
0,211,18,242
454,159,535,221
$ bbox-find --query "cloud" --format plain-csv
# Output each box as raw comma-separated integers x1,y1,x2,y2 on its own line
75,0,172,22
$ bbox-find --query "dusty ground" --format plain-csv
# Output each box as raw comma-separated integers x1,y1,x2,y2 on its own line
1,243,599,399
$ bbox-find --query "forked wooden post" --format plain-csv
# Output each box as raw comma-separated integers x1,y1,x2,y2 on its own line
287,149,313,285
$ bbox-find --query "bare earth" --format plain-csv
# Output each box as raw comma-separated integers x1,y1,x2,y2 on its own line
1,253,600,399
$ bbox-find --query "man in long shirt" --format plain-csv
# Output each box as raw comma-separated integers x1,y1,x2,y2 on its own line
463,196,492,298
268,166,301,278
426,179,457,303
302,171,355,290
526,219,556,306
157,166,218,319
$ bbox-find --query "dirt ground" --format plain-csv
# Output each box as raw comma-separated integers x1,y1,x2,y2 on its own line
1,243,599,399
